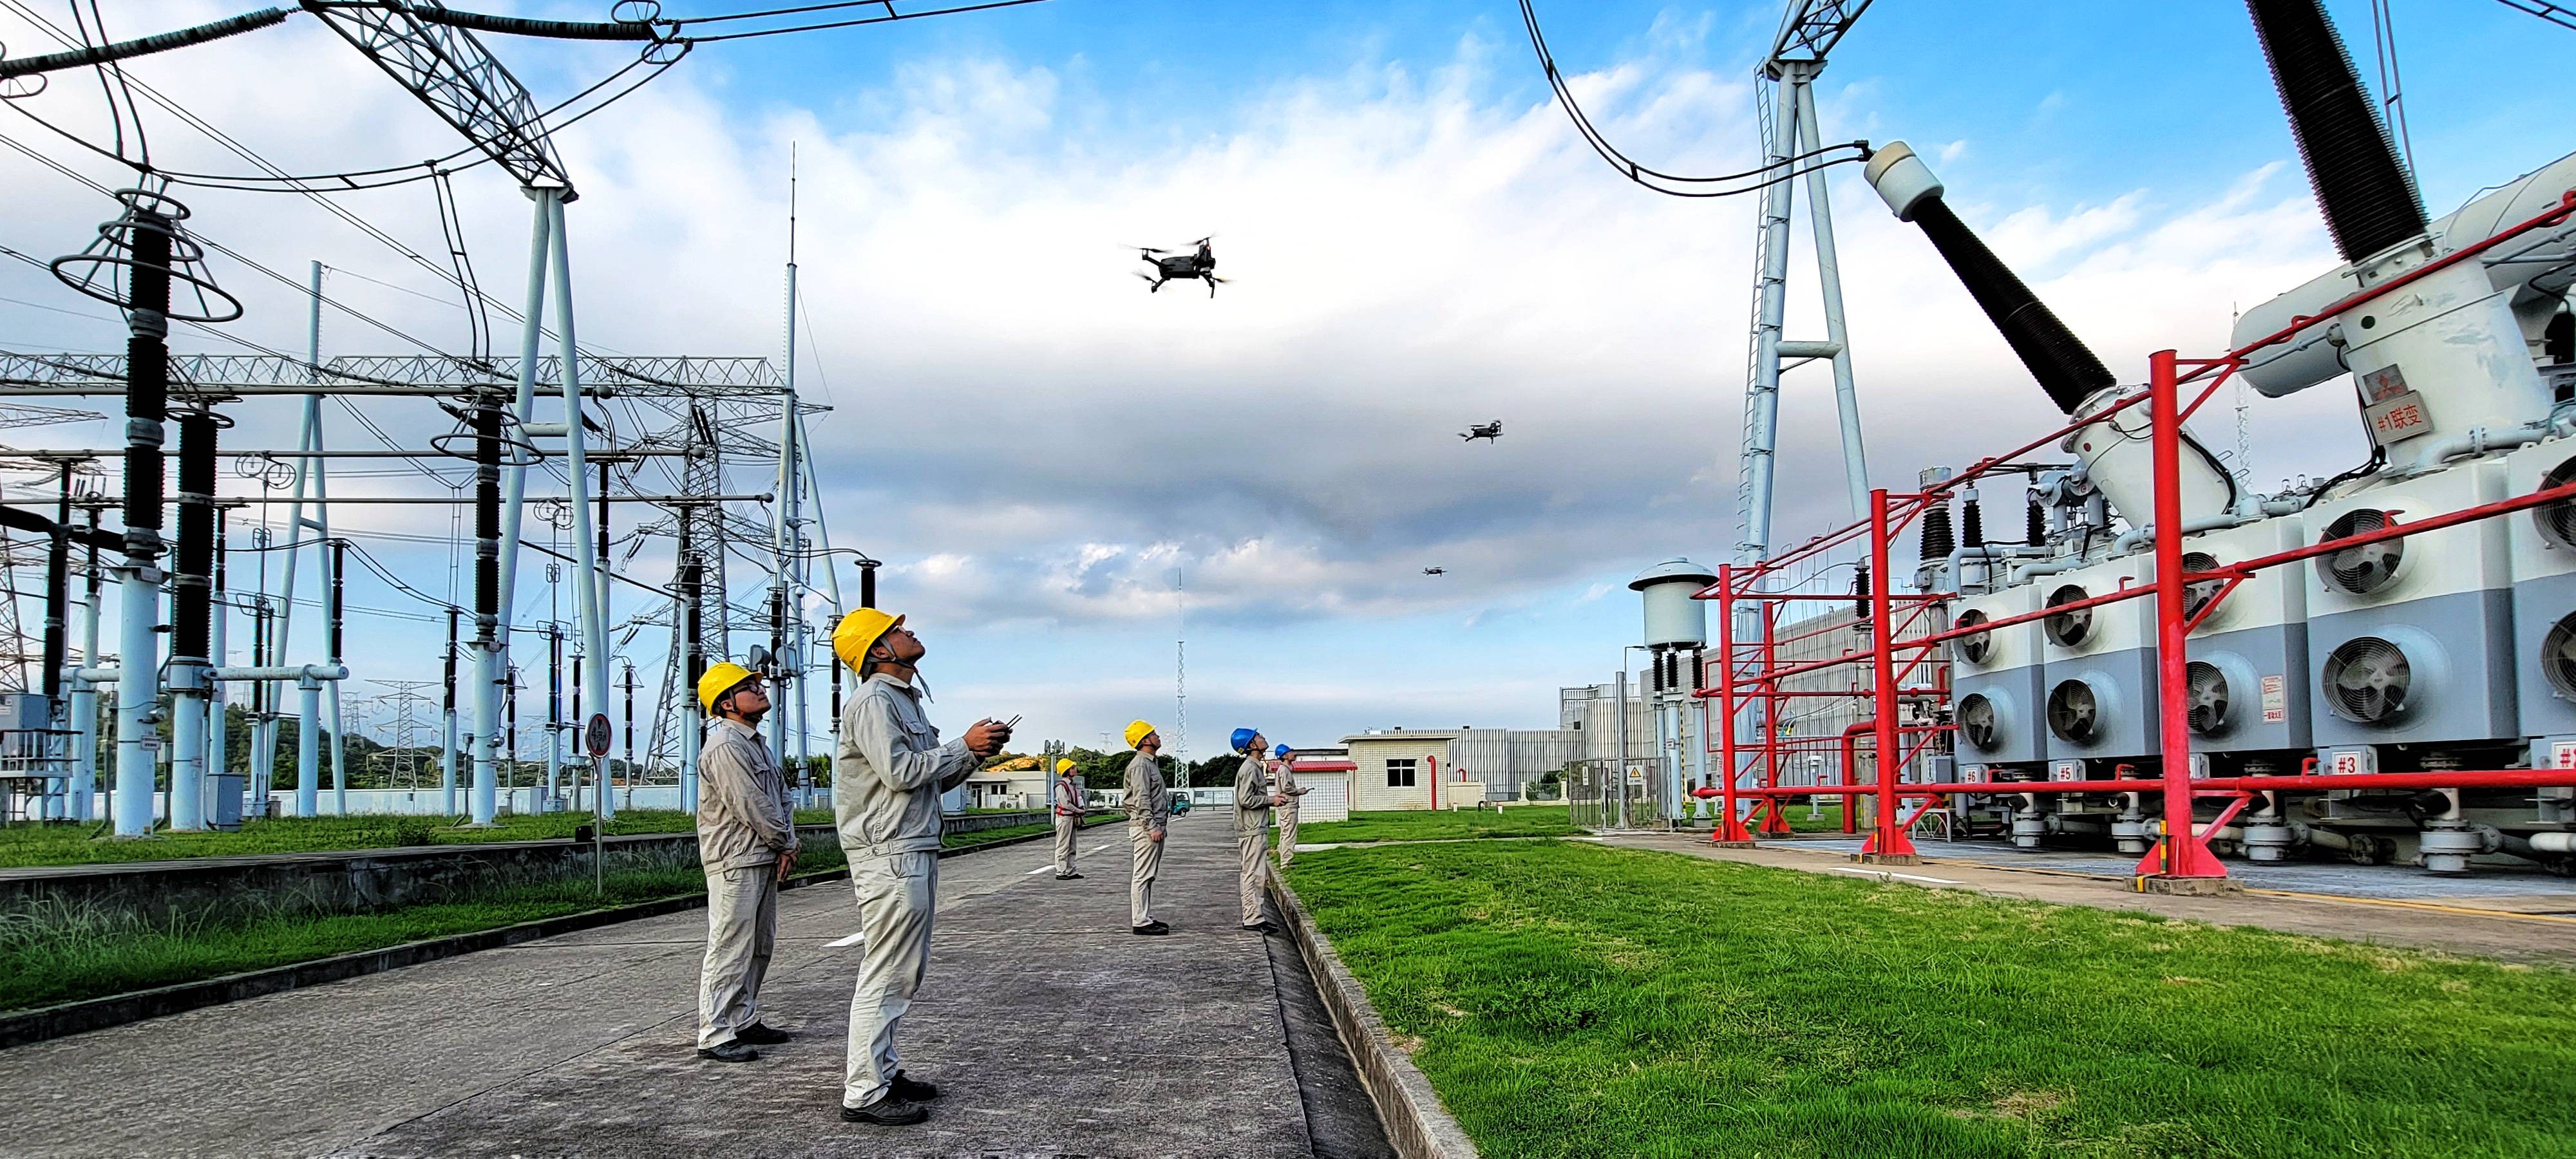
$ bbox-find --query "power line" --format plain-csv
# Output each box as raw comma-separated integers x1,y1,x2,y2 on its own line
2496,0,2576,31
1517,0,1870,199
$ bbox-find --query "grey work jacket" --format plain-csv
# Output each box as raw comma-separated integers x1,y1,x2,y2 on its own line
1233,755,1275,833
1124,751,1171,831
1274,760,1304,814
697,718,795,871
833,673,978,862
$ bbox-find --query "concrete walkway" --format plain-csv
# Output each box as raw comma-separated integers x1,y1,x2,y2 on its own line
0,818,1391,1158
1612,833,2576,965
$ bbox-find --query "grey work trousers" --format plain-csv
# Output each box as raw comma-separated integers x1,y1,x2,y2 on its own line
844,851,937,1109
1276,805,1300,867
1128,820,1162,928
697,865,780,1049
1054,813,1079,873
1236,827,1269,926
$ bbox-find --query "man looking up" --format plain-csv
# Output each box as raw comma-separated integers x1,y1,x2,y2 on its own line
694,661,797,1062
1230,728,1289,934
831,608,1010,1127
1270,742,1311,869
1050,757,1084,880
1122,720,1171,935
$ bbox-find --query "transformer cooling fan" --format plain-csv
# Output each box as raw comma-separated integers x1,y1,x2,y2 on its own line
2043,585,2093,647
1956,693,2000,751
1953,609,1993,665
2323,636,2412,723
2181,551,2224,625
2184,660,2231,735
2318,509,2403,595
2046,680,2098,742
2545,613,2576,701
2538,456,2576,552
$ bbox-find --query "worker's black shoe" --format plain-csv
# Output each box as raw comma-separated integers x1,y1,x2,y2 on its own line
696,1041,760,1062
1054,871,1084,880
1131,921,1170,936
840,1095,929,1126
735,1022,791,1045
1240,920,1282,935
891,1070,940,1102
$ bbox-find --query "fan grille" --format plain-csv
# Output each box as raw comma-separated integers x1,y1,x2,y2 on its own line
2043,585,2092,648
1957,693,2000,752
2537,456,2576,552
1953,609,1994,666
2544,613,2576,701
2322,636,2412,723
2184,660,2231,736
2316,509,2403,595
2181,551,2225,625
2046,679,2099,743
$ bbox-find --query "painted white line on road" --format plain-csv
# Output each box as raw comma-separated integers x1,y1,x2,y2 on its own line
1825,866,1962,885
824,932,865,948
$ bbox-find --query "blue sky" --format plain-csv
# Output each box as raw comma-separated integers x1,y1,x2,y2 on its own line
3,1,2571,767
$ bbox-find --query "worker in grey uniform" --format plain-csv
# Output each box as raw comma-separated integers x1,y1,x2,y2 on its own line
1270,742,1311,868
693,661,797,1062
830,607,1010,1127
1122,719,1171,934
1050,758,1084,880
1229,727,1288,932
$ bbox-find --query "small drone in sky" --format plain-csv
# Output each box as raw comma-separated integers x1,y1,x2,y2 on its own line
1460,420,1503,443
1134,238,1224,297
1423,567,1447,576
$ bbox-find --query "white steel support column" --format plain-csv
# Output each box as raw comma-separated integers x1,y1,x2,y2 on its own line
296,674,320,818
111,565,160,836
545,194,613,823
768,390,795,774
1738,73,1799,565
70,549,99,821
1792,71,1869,518
207,579,229,818
477,190,554,825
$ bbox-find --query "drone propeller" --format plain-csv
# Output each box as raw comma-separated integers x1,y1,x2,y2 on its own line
1133,272,1158,283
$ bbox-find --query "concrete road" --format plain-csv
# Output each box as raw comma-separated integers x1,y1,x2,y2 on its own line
0,818,1391,1158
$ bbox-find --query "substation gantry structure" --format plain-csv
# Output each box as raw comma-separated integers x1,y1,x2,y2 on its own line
0,3,857,834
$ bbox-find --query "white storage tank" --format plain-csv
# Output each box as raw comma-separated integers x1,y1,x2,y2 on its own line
1630,558,1718,648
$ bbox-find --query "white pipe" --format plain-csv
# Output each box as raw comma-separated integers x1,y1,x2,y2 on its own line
207,588,229,820
2110,511,2257,556
111,566,160,837
2527,832,2576,854
547,194,614,825
70,563,99,821
296,674,320,818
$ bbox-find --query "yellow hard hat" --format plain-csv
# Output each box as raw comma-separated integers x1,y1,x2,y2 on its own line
697,662,759,715
1124,719,1158,748
1056,758,1075,775
833,608,905,670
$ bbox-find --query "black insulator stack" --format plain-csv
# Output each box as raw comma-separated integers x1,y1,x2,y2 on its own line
1690,646,1707,692
473,400,501,643
2026,495,2047,545
327,540,346,663
442,608,460,713
1962,495,1986,549
1908,198,2114,414
860,561,876,609
124,212,171,563
1852,565,1871,619
173,411,217,664
41,465,71,702
2246,0,2426,263
1920,500,1955,560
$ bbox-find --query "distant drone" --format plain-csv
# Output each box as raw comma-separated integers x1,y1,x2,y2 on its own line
1423,567,1446,576
1134,238,1224,297
1460,420,1503,443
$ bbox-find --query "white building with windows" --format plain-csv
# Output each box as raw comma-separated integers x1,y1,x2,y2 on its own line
1341,728,1464,811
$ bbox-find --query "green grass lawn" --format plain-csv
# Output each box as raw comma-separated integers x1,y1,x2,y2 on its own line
1285,805,1578,845
0,816,1071,1012
1285,840,2576,1159
0,807,860,869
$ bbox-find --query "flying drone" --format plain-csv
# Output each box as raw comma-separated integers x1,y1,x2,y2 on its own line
1460,420,1502,443
1423,567,1446,576
1134,238,1224,297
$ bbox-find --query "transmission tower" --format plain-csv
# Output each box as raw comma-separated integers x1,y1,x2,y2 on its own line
1736,0,1875,563
368,679,439,789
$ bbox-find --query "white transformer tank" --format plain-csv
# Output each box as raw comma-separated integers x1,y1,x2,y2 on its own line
2505,437,2576,772
2036,553,2161,774
1949,584,2049,776
2304,460,2519,762
2179,516,2312,760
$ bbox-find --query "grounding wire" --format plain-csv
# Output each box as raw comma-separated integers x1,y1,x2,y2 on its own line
1517,0,1868,198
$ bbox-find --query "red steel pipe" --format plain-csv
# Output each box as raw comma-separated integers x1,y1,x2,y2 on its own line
1864,489,1916,858
1723,769,2576,798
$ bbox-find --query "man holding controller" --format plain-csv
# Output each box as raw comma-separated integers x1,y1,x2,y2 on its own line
830,607,1011,1127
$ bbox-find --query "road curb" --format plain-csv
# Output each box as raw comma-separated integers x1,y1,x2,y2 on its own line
0,816,1104,1051
1269,872,1481,1159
